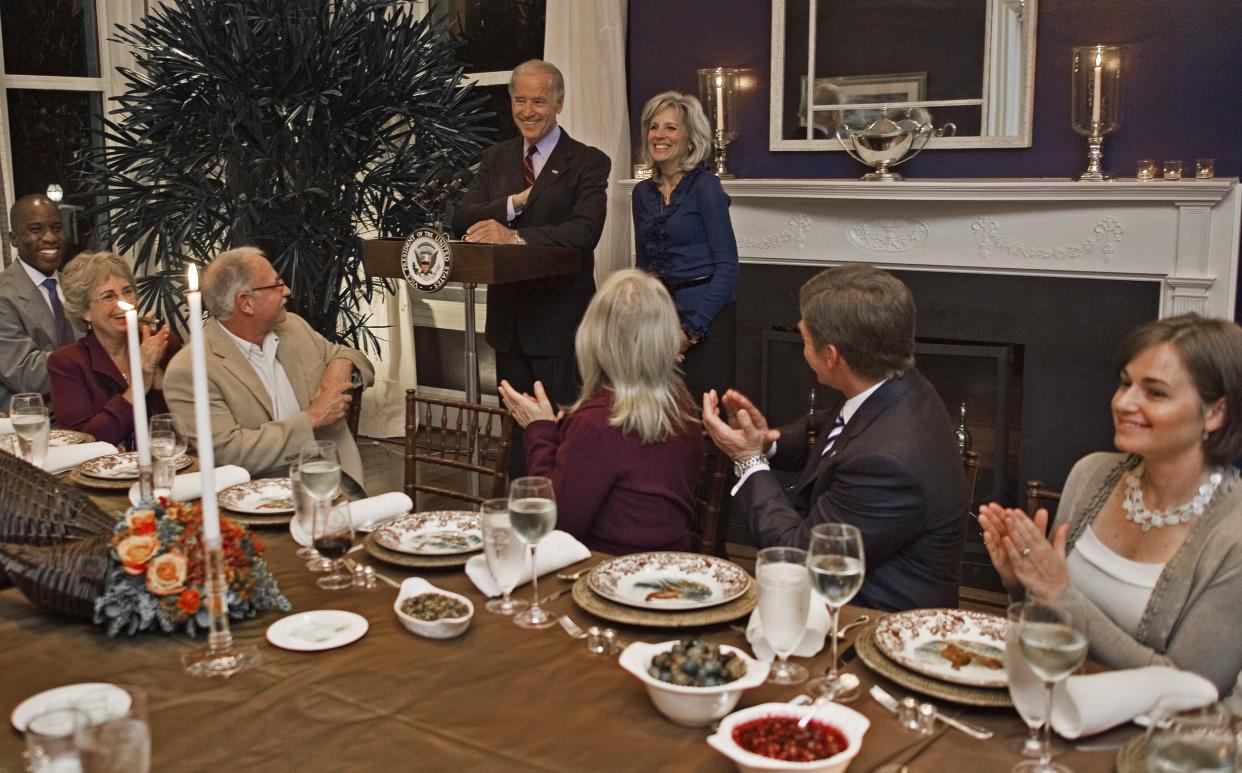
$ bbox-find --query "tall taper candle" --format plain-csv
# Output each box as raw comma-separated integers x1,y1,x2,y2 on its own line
1091,49,1102,125
714,72,725,135
186,264,220,543
117,300,151,467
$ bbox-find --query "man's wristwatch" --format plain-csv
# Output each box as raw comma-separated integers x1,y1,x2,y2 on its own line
732,453,767,478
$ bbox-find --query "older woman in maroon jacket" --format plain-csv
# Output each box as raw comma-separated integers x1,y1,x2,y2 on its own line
499,269,703,555
48,251,179,449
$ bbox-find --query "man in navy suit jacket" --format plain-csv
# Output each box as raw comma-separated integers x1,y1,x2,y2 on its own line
452,59,610,474
704,264,967,611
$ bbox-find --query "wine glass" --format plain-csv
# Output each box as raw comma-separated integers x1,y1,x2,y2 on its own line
148,413,186,497
1016,601,1089,773
312,501,354,590
756,546,811,685
10,392,49,467
509,476,557,629
1007,601,1049,759
805,523,864,700
299,440,341,504
289,460,328,568
1145,702,1236,773
480,498,529,616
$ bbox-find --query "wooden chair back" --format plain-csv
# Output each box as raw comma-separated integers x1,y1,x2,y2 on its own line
1025,480,1062,522
404,389,514,508
690,444,732,557
962,450,980,502
346,384,364,437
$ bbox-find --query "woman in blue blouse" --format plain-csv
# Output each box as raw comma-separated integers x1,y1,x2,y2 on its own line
632,91,740,400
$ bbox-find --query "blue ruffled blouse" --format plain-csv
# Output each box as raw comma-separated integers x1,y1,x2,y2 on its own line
632,164,740,338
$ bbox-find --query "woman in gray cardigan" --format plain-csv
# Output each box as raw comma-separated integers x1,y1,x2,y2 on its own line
979,314,1242,707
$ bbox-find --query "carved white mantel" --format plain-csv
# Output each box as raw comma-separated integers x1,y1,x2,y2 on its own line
617,178,1240,319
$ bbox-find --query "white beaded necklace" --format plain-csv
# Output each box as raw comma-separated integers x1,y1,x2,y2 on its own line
1122,461,1226,532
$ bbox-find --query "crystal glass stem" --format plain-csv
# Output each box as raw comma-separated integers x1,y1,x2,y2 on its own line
182,539,259,678
527,545,543,617
826,604,841,680
1038,681,1055,769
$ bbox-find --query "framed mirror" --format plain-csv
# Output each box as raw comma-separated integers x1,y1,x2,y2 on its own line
770,0,1037,151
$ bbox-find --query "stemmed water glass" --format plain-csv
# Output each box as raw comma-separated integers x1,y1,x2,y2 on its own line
1016,600,1088,773
289,460,328,569
805,523,864,700
756,546,811,685
509,476,557,629
10,392,49,467
312,501,354,590
148,413,186,497
480,498,529,616
1007,601,1049,759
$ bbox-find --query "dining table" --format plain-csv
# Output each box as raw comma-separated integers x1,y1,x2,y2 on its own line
0,487,1136,772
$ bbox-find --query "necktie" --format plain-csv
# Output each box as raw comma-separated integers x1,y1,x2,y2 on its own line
820,415,846,455
522,144,538,189
791,414,846,496
41,277,74,346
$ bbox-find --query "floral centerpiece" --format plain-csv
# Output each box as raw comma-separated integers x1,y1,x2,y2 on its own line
95,500,290,636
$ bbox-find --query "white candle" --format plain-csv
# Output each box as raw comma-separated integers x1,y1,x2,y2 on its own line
715,72,726,134
186,265,220,544
117,300,150,468
1091,49,1103,125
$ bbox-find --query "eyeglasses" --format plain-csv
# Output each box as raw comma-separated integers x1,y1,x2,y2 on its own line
92,286,138,305
246,278,287,293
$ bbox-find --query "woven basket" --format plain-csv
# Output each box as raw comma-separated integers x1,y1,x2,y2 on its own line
0,536,112,620
0,452,115,546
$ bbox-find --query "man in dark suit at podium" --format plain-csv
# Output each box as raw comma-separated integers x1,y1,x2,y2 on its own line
453,59,610,474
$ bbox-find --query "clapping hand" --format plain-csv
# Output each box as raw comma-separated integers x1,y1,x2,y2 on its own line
978,502,1070,603
137,324,172,390
498,380,562,428
702,388,779,461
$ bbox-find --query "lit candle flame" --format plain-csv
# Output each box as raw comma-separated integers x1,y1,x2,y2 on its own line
117,299,135,313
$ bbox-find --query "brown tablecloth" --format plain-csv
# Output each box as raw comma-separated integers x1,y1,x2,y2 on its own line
0,497,1131,772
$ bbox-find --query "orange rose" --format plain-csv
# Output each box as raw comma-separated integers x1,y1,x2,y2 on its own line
124,509,158,536
116,535,160,575
146,552,188,596
176,588,201,615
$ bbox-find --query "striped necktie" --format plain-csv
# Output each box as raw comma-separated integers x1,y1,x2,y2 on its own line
41,277,74,346
522,144,538,188
820,415,846,456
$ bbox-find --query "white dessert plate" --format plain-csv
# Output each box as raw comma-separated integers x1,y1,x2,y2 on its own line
10,683,132,732
265,610,369,652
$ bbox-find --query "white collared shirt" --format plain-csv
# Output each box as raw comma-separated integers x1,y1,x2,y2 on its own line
19,259,63,316
506,125,562,221
220,326,301,420
731,378,889,495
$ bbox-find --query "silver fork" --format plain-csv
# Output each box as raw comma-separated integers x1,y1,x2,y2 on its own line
558,615,588,639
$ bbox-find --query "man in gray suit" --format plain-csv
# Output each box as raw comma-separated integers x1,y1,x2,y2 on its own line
0,194,78,411
163,247,374,486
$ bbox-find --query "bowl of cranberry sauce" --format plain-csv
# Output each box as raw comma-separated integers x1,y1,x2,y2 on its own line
706,702,870,772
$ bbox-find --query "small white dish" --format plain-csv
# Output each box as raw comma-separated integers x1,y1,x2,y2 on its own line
265,610,369,651
10,683,131,732
707,701,870,773
618,640,770,727
393,577,473,639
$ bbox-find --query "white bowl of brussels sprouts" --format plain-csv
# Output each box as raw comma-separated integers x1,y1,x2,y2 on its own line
619,639,770,727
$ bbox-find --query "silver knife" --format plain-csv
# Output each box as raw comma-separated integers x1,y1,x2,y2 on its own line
538,587,571,605
869,685,993,740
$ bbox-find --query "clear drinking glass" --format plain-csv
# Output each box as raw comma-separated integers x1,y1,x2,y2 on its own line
1007,601,1048,759
289,460,326,567
1015,601,1089,773
25,707,88,772
481,498,529,616
312,501,354,591
148,413,186,497
300,440,341,572
509,476,558,629
10,392,50,467
805,523,864,700
756,546,811,685
1145,702,1236,773
74,685,150,773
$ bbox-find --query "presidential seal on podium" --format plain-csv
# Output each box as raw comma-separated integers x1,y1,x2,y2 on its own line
401,226,452,292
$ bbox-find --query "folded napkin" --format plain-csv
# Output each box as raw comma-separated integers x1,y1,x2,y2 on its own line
43,442,118,474
289,492,413,546
0,418,12,435
1051,666,1218,738
464,530,591,597
746,602,832,662
129,465,251,505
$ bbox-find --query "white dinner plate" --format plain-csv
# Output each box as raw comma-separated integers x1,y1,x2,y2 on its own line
10,683,132,732
587,552,753,611
373,511,482,556
219,478,295,514
265,610,369,652
872,608,1008,688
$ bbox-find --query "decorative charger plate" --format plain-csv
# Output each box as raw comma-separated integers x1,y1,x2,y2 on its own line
872,608,1008,688
571,575,756,628
855,624,1013,708
2,429,95,447
373,511,481,556
219,478,294,514
363,531,473,569
78,452,192,480
586,552,752,610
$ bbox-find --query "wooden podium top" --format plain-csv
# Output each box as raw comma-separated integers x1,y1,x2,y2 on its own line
362,238,583,285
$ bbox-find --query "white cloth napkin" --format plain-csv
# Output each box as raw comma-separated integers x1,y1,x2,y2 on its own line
128,465,251,505
0,418,13,435
464,530,591,597
745,602,832,662
43,442,118,474
289,492,413,547
1051,666,1218,738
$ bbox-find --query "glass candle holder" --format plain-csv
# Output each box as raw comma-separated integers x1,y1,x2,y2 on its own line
1071,45,1122,181
1195,159,1215,179
1164,160,1184,180
697,66,744,178
1136,159,1157,180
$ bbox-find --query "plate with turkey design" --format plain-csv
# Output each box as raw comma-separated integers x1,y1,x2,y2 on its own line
372,511,482,556
78,451,192,480
587,552,752,611
219,478,295,514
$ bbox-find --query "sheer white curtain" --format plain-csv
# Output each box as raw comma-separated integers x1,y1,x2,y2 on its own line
545,0,632,280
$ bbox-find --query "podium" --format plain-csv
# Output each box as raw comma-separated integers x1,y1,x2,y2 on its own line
362,238,584,404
